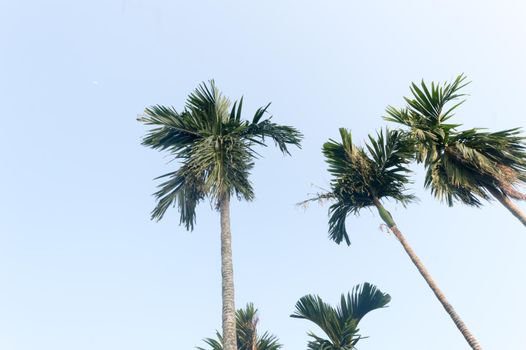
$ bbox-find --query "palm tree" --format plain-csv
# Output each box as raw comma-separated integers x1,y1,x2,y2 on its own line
291,282,391,350
197,303,282,350
139,81,302,350
309,128,482,349
385,74,526,227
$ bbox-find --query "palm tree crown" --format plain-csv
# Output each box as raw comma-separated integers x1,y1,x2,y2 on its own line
385,74,526,206
320,128,415,244
139,81,302,229
197,303,282,350
291,282,391,350
315,127,483,349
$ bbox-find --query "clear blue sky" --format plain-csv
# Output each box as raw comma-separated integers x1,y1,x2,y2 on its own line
2,0,526,349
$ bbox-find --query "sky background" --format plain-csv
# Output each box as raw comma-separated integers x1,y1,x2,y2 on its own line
2,0,526,349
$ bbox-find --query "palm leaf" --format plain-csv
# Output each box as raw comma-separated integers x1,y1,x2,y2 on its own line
291,283,391,350
198,304,282,350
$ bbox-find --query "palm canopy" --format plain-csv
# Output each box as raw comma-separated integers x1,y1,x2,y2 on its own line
197,303,282,350
385,74,526,206
139,81,302,229
318,128,415,245
291,282,391,350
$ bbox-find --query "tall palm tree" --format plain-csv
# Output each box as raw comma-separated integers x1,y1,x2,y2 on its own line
310,128,482,349
291,282,391,350
139,81,302,350
197,303,282,350
385,74,526,227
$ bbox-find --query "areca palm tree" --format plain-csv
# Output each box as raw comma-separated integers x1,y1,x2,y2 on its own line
139,81,302,350
310,128,482,349
197,303,282,350
385,74,526,227
291,282,391,350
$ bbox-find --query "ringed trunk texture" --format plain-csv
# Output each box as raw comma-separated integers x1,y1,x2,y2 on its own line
372,199,482,350
220,195,237,350
488,187,526,228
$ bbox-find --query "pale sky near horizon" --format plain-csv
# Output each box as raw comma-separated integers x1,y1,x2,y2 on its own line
2,0,526,349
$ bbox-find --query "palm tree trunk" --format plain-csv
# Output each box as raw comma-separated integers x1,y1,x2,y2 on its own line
487,187,526,227
220,194,237,350
373,199,482,350
390,225,482,349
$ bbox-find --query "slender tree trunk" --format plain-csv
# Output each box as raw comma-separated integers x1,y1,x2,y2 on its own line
373,198,482,350
487,187,526,227
220,194,237,350
390,225,482,349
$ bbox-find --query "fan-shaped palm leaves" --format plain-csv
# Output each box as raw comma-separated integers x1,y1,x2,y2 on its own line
385,74,526,227
139,81,302,350
313,129,482,349
291,282,391,350
197,303,282,350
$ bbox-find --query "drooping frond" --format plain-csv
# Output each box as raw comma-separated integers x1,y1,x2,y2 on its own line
291,283,391,350
445,128,526,201
451,128,526,174
150,166,206,229
321,128,415,245
139,81,302,228
327,200,354,245
424,161,484,207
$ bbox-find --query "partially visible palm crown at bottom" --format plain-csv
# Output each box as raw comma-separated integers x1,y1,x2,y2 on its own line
197,303,282,350
291,283,391,350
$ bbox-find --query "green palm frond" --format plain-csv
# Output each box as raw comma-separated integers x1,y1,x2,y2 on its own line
291,294,342,345
139,81,303,228
197,332,224,350
385,74,526,205
291,283,391,350
256,333,281,350
320,128,415,245
327,201,355,245
386,74,469,127
236,303,259,350
451,128,526,172
150,166,206,230
337,282,391,323
197,303,282,350
424,161,485,207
